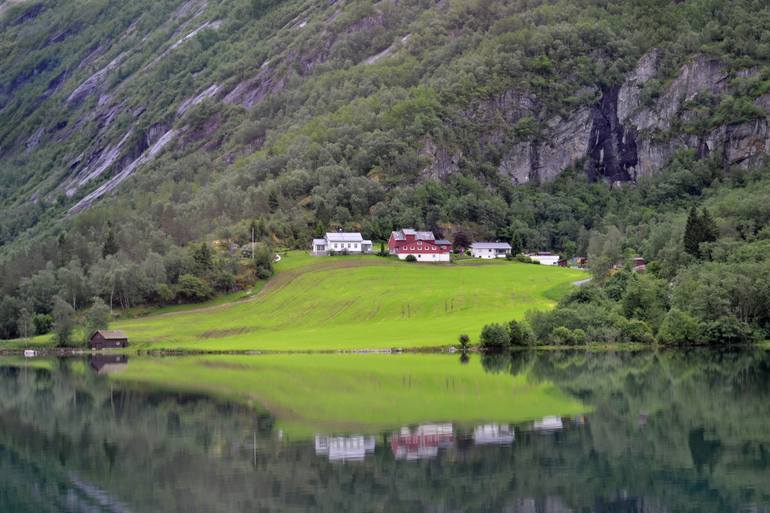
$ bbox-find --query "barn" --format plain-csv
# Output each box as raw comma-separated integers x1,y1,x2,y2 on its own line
89,330,129,350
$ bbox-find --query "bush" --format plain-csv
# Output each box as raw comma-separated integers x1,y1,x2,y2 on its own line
657,309,701,345
550,326,586,345
699,317,758,345
458,333,470,349
32,313,53,335
619,319,655,343
508,320,533,346
405,254,417,262
479,323,510,351
175,274,215,303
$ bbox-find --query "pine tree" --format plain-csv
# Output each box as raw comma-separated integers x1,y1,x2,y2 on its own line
683,206,702,257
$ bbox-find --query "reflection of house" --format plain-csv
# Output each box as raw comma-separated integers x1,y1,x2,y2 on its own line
390,423,454,460
533,416,563,432
470,242,512,259
314,435,376,462
89,330,128,350
473,423,515,445
526,252,561,266
312,232,373,255
388,229,451,262
89,354,129,374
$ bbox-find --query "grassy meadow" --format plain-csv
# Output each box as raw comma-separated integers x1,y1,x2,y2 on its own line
107,252,586,351
109,353,587,438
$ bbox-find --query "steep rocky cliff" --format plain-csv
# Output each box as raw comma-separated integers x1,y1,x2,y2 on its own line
488,51,770,185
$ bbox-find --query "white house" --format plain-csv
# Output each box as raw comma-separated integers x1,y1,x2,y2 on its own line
312,232,372,255
527,252,561,266
470,242,512,259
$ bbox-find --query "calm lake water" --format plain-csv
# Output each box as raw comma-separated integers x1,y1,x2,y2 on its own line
1,350,769,513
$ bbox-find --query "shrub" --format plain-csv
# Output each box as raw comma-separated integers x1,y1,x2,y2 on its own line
405,254,417,262
175,274,214,303
479,323,510,351
551,326,586,345
458,333,470,349
619,319,655,343
32,313,53,335
699,317,758,345
657,309,701,345
508,320,533,346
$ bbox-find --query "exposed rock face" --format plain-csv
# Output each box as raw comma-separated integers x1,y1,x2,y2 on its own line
478,51,770,185
420,138,461,180
498,108,593,184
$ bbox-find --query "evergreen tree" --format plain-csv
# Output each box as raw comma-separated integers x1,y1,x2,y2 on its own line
192,243,213,276
684,208,719,259
684,207,702,257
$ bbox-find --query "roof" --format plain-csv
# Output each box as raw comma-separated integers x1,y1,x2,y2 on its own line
392,229,436,241
472,242,512,250
93,330,127,340
326,232,363,242
312,238,326,245
435,239,451,245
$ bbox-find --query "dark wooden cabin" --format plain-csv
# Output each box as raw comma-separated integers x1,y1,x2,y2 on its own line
89,330,129,350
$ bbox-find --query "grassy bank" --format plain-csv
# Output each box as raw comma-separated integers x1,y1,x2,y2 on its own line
109,353,587,438
113,252,584,351
6,252,586,352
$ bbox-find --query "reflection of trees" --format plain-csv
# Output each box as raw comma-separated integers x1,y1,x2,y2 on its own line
0,351,769,513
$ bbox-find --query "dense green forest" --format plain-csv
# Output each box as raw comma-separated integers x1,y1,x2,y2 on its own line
1,0,770,342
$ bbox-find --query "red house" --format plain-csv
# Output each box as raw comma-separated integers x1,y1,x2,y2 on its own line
388,229,451,262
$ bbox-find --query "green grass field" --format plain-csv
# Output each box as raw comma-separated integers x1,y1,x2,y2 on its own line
110,353,587,438
107,252,585,351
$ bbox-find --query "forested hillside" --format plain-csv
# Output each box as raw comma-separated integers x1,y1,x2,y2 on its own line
1,0,770,341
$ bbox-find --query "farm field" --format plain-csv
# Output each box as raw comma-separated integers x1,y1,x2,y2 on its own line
109,252,586,351
109,353,588,439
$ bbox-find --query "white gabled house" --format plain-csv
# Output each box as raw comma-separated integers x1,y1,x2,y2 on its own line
312,232,372,255
470,242,512,259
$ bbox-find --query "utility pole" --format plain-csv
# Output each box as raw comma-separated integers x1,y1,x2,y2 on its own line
251,226,255,262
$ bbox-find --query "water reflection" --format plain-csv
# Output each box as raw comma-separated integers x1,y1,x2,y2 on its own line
89,354,129,374
390,423,454,460
314,435,376,462
1,350,770,513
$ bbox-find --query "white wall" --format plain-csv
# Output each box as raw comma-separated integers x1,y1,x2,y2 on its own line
471,248,506,259
397,252,450,262
530,255,560,266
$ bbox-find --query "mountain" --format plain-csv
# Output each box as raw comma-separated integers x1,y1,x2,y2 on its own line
1,0,770,341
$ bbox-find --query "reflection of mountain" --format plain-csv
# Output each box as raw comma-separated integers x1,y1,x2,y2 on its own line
314,435,376,462
390,423,454,460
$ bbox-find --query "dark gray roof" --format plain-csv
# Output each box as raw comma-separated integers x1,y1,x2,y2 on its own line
326,232,363,242
392,229,436,241
472,242,512,250
94,330,127,340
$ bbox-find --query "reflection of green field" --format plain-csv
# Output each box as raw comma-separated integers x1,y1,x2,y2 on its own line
110,252,585,351
111,354,587,438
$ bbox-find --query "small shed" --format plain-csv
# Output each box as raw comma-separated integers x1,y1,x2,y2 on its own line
89,330,129,350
